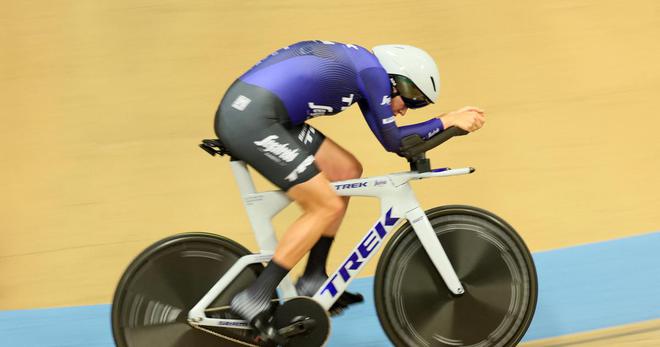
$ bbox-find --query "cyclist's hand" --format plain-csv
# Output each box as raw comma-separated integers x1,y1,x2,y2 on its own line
438,106,486,133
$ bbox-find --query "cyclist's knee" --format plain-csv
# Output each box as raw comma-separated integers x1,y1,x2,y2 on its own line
346,161,363,180
289,174,343,218
332,160,363,181
300,192,343,220
320,194,345,220
315,138,363,181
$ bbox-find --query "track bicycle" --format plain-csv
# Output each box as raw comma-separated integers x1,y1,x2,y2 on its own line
111,127,538,346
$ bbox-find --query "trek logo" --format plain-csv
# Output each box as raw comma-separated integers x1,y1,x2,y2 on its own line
320,208,399,297
254,135,300,163
285,155,314,182
334,182,367,190
340,94,355,111
298,124,316,145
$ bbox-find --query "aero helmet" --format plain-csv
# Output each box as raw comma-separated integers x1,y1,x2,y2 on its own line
372,44,440,108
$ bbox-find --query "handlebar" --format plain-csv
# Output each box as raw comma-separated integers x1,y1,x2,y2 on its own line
399,126,468,158
399,126,469,172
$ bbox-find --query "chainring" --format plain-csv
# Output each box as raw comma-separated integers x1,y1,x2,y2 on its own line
273,297,330,347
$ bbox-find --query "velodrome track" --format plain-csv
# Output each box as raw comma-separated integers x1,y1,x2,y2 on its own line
2,233,660,346
2,1,659,346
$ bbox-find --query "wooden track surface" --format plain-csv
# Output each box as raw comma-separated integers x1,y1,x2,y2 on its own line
2,2,659,332
522,319,660,346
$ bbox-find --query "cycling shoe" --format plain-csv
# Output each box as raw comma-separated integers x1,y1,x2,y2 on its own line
329,290,364,316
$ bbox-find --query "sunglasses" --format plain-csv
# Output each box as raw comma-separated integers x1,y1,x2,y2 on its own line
390,75,432,109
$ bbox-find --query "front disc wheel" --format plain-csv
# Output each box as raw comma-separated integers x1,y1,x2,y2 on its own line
375,205,537,347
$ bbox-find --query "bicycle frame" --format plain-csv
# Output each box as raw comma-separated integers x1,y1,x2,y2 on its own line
188,160,473,329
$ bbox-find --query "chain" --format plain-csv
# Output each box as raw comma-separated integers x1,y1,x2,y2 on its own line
189,298,288,347
190,296,314,347
187,303,260,347
204,297,284,313
190,323,261,347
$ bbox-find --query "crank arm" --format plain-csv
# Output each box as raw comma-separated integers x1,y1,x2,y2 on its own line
278,317,316,338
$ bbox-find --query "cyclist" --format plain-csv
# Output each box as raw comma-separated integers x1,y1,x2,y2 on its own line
214,40,485,342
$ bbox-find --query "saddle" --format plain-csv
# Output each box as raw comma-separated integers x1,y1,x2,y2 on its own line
199,138,231,157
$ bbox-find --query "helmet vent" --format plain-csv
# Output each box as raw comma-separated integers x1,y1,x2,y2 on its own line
430,76,437,91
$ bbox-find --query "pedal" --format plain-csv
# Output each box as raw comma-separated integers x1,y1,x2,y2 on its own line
251,313,288,346
273,297,330,346
277,316,315,337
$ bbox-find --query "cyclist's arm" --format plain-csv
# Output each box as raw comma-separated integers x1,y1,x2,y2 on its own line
357,67,447,152
357,67,402,152
398,118,444,140
437,107,486,133
357,99,400,152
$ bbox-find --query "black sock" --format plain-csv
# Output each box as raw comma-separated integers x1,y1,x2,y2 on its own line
304,236,334,277
296,236,334,296
231,260,289,322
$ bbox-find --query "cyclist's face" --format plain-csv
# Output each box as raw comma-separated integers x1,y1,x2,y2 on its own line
391,95,408,117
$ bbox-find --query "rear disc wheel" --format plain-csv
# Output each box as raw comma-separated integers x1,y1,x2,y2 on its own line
111,232,273,347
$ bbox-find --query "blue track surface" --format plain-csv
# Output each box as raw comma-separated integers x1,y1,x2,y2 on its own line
2,232,659,346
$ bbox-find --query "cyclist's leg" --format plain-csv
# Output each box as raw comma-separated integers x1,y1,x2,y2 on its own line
274,172,344,268
314,137,363,237
227,158,342,341
290,134,365,312
230,172,343,342
216,82,343,339
297,137,361,279
219,129,341,332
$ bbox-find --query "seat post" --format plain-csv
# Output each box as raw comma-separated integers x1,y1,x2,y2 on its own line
229,160,257,197
228,159,298,298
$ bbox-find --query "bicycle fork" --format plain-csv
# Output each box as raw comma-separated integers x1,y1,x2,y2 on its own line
406,207,465,296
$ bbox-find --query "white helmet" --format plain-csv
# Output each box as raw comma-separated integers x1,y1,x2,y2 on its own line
372,44,440,108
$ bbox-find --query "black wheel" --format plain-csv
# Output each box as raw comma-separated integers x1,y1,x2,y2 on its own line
375,205,537,347
111,232,273,347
